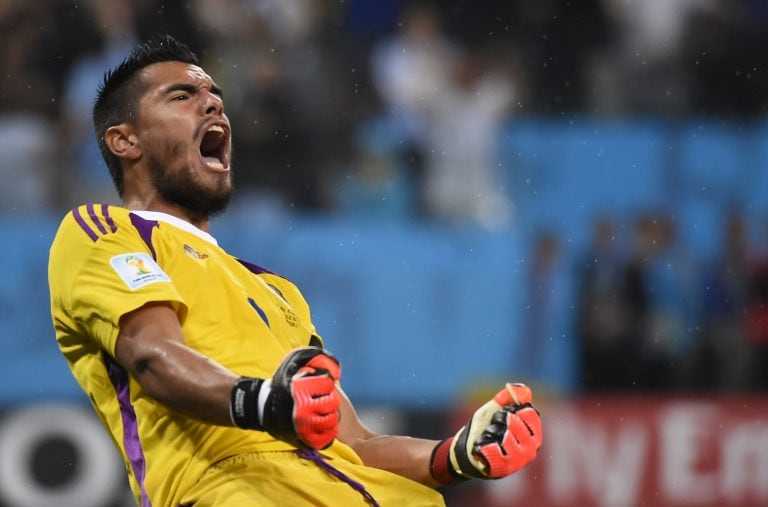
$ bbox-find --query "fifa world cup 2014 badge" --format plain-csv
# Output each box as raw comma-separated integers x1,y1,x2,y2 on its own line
110,252,171,290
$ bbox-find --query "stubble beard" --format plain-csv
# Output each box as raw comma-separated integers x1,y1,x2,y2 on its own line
146,144,233,223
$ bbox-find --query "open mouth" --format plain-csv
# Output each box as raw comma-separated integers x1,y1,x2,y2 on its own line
199,124,229,171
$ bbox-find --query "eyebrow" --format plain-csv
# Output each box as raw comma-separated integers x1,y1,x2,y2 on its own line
163,82,224,98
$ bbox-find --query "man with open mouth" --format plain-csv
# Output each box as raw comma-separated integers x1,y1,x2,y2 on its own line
47,35,542,507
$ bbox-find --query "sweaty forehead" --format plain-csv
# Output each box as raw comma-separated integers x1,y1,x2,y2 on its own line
140,61,214,89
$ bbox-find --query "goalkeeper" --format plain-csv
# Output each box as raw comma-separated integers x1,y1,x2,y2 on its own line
48,36,542,507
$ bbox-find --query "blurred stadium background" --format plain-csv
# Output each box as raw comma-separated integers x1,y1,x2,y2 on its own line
2,0,768,506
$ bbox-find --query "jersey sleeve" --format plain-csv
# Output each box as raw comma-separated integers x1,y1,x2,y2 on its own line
50,205,187,358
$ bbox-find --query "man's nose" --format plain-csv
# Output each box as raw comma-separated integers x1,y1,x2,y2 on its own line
202,91,224,116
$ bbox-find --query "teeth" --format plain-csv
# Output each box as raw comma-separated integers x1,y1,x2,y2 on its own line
203,157,225,170
207,125,225,133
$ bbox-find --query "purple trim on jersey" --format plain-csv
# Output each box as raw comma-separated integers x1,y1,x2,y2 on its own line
129,213,159,261
104,353,153,507
72,207,99,242
237,259,291,303
296,449,380,507
102,204,118,232
236,258,275,276
247,297,270,327
87,204,109,235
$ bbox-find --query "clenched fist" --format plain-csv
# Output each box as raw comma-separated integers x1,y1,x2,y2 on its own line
430,383,542,483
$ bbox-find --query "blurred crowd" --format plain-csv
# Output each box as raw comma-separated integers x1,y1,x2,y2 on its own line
2,0,768,393
2,0,768,217
572,211,768,393
515,209,768,394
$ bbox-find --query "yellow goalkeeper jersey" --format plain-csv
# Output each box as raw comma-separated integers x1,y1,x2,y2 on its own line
48,204,361,506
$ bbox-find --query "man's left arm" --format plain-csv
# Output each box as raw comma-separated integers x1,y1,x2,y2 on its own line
335,383,542,487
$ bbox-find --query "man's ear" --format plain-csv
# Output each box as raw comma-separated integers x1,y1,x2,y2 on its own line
105,124,141,161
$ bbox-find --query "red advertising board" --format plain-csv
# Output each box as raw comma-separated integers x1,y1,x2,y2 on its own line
445,395,768,507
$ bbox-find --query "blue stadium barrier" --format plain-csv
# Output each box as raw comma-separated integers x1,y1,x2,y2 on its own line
4,118,768,410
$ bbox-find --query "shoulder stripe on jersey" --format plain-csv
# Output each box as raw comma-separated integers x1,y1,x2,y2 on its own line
102,204,118,232
87,204,108,235
72,206,99,242
72,205,119,242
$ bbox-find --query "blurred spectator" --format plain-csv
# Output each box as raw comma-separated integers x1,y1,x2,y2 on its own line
334,117,417,221
419,47,516,229
342,0,403,44
369,2,457,150
0,115,56,213
519,230,577,392
0,1,95,212
509,0,616,114
594,0,703,115
577,212,700,392
744,217,768,390
134,0,206,57
681,0,768,116
637,213,700,390
370,3,517,228
59,0,139,210
0,4,56,117
576,216,642,391
0,1,100,118
694,211,754,390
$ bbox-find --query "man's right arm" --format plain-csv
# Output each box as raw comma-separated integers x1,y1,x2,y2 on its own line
115,301,341,449
115,301,238,426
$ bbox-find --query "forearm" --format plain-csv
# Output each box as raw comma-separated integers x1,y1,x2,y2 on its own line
336,384,543,487
345,434,441,487
335,390,441,487
129,339,238,426
115,302,239,426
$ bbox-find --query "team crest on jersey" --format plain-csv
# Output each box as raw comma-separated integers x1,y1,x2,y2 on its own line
110,253,171,290
277,303,298,327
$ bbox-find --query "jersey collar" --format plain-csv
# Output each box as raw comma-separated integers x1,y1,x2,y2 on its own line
131,210,218,246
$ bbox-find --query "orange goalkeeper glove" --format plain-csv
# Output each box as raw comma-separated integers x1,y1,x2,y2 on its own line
230,346,341,450
430,383,542,484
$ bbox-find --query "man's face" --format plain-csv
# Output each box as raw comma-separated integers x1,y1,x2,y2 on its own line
134,61,233,220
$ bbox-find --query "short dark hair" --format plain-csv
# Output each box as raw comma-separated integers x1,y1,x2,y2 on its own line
93,35,199,195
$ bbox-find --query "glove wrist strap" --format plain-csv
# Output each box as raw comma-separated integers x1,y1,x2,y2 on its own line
230,376,266,429
430,438,466,485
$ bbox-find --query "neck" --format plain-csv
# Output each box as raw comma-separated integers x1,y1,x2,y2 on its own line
122,195,210,232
